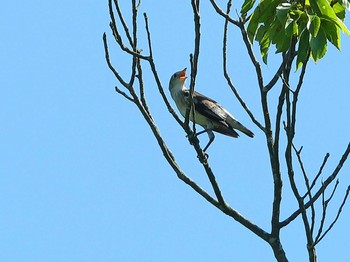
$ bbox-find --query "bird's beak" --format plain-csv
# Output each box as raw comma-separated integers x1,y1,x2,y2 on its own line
179,68,187,80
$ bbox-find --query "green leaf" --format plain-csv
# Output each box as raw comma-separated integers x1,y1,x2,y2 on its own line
260,32,271,64
296,30,310,70
293,20,299,35
276,3,291,23
276,33,292,53
256,25,267,42
310,0,337,18
310,28,327,61
333,2,346,20
284,18,299,37
247,19,259,43
309,15,321,37
289,9,303,20
322,16,350,35
270,21,292,53
247,0,280,42
241,0,257,14
269,20,282,44
321,19,341,49
310,0,350,35
297,12,309,37
255,25,271,63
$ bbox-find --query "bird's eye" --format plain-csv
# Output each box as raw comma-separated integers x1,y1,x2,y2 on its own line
172,73,177,79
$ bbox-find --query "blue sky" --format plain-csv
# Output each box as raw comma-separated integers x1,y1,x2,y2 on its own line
1,1,350,261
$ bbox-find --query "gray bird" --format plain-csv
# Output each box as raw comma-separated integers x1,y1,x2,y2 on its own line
169,68,254,152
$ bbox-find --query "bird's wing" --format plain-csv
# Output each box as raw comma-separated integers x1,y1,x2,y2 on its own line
213,124,239,138
192,91,228,122
192,91,254,138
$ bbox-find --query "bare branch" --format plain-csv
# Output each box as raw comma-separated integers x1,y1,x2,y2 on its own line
264,61,284,92
188,54,197,135
114,86,134,102
281,142,350,227
143,13,153,57
135,97,220,208
314,180,339,244
113,0,133,46
314,185,350,245
108,0,149,60
136,59,151,115
104,32,139,103
268,71,287,242
279,75,295,93
103,33,130,88
291,143,317,235
143,13,184,127
304,153,330,198
283,45,318,260
131,0,139,48
109,23,149,59
237,21,265,91
294,50,310,96
210,0,239,26
185,0,201,130
188,0,228,207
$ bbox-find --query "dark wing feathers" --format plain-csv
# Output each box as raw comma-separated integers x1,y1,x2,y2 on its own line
187,90,253,138
193,91,227,122
213,124,239,138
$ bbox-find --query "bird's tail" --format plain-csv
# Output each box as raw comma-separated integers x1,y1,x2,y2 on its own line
226,116,254,138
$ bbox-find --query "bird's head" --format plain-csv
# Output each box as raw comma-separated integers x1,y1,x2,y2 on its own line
169,68,187,92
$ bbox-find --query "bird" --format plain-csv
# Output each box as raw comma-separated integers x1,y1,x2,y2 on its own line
169,68,254,152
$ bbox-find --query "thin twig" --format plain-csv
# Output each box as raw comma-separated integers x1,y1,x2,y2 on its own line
143,13,183,127
264,61,284,92
136,59,151,115
279,75,295,93
291,142,316,235
280,142,350,227
284,41,317,260
238,20,265,91
113,0,133,46
303,153,330,199
188,54,197,136
185,0,201,130
143,13,153,57
222,0,265,133
114,86,134,102
314,185,350,245
210,0,239,26
103,33,130,88
314,180,339,243
110,23,149,59
189,0,227,207
131,0,139,49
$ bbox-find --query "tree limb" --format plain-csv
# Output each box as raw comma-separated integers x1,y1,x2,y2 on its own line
280,142,350,227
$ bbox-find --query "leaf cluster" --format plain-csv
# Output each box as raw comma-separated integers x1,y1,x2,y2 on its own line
242,0,350,68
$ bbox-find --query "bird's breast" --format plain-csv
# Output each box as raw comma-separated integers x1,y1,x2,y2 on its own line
172,89,209,127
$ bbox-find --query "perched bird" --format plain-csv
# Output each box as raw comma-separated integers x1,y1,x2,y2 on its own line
169,68,254,152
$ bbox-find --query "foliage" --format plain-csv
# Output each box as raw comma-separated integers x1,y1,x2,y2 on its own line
242,0,350,68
